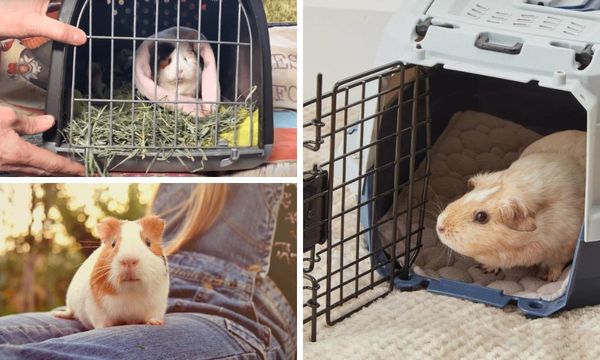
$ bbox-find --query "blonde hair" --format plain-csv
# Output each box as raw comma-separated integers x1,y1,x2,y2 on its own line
150,184,229,255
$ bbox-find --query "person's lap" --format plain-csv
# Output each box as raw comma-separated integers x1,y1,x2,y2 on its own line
0,311,262,360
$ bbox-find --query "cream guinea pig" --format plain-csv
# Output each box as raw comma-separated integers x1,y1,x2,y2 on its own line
436,130,586,281
150,41,203,97
52,215,169,329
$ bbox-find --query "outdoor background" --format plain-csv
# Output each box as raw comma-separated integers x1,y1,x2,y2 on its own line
264,0,296,23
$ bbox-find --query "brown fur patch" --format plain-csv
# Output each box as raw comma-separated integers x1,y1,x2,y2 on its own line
91,218,122,302
139,215,166,257
91,246,118,301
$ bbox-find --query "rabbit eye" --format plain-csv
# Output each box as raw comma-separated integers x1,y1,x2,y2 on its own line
474,211,489,224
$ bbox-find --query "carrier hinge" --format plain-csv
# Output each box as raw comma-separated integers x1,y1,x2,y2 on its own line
303,165,329,252
304,74,326,152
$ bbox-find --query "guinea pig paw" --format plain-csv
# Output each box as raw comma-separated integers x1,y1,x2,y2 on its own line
51,308,75,319
542,265,564,282
480,264,501,275
146,318,165,326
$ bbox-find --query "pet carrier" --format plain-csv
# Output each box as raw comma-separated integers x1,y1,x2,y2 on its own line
304,0,600,341
44,0,273,174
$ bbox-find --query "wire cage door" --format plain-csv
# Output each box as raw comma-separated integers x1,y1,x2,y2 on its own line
303,63,432,342
45,0,272,174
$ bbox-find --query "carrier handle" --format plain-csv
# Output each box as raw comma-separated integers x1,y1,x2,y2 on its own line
475,33,523,55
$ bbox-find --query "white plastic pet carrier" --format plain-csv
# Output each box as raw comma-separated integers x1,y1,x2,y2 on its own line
303,0,600,341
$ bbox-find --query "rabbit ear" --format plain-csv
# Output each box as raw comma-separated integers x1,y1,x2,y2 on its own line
499,198,537,232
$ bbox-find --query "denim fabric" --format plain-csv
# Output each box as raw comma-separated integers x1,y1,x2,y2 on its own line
0,312,271,359
0,184,296,359
154,183,284,277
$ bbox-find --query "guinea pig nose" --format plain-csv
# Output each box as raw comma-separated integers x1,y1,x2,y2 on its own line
120,258,139,268
436,224,445,233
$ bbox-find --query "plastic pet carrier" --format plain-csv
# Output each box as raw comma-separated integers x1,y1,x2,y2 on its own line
45,0,272,175
303,0,600,341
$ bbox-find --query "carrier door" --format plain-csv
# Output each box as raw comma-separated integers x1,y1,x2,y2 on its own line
303,63,432,341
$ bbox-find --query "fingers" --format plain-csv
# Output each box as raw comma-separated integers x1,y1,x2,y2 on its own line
0,108,56,135
3,13,86,45
19,141,85,176
0,132,85,176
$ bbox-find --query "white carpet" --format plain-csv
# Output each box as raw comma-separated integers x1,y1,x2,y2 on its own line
304,289,600,360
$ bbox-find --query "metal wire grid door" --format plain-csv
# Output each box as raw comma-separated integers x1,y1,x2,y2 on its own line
62,0,258,163
303,63,432,342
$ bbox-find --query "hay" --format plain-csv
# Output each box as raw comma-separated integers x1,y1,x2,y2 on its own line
62,86,256,176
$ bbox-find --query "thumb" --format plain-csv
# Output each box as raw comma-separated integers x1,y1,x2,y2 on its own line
12,114,56,135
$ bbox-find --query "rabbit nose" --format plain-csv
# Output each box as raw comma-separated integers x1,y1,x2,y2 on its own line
120,258,139,268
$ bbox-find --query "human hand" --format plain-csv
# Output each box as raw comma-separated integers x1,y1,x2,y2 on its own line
0,0,87,176
0,108,85,176
0,0,86,45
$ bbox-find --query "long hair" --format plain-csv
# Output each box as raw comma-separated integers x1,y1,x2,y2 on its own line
150,184,229,255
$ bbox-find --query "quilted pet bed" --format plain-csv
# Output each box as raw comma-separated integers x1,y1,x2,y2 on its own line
378,110,573,301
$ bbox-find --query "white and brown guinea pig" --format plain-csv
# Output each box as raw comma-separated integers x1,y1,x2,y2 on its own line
52,215,169,329
149,41,203,97
436,130,586,281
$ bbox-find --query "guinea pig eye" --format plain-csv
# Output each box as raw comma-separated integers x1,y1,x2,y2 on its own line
474,211,489,224
145,238,151,247
111,240,116,248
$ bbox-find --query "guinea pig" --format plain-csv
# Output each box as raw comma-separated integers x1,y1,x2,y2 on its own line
436,130,586,281
52,215,169,329
149,41,204,98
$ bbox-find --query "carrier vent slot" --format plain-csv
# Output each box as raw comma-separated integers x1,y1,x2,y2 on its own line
466,3,490,19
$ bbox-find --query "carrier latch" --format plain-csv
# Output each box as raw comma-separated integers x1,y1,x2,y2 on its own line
303,165,329,252
575,44,595,70
219,148,240,168
415,18,455,38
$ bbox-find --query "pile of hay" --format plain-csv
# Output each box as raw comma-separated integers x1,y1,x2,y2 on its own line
62,86,256,176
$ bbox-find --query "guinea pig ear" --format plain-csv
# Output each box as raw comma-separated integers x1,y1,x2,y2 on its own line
498,199,537,232
96,217,121,245
467,177,477,190
139,215,166,239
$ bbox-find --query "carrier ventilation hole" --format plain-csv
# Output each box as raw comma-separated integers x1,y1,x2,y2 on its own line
487,11,510,24
466,3,489,19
